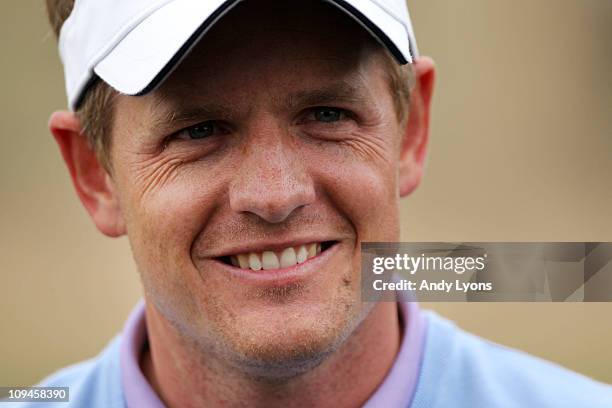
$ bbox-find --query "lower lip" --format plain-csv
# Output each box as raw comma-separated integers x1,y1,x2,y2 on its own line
211,242,340,286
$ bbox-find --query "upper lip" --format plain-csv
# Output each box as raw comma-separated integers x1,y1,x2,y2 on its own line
201,237,336,259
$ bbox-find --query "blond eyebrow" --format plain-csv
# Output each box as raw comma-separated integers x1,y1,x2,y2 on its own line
285,82,369,109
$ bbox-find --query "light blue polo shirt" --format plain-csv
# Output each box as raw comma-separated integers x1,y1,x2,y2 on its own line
4,301,612,407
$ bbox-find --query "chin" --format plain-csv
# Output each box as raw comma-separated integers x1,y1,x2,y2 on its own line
214,296,367,381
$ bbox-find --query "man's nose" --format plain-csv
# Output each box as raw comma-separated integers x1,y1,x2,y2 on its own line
229,127,315,223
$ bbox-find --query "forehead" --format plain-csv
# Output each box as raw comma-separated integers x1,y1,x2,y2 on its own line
154,0,387,103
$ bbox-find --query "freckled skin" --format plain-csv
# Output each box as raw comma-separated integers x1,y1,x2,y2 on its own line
51,1,434,407
114,3,403,369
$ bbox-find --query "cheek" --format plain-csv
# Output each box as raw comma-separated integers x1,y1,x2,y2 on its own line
308,138,401,243
117,161,226,298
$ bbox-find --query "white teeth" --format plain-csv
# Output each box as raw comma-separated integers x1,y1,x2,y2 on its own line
230,242,326,271
296,245,308,263
237,254,249,269
280,247,297,268
262,251,280,270
248,253,262,271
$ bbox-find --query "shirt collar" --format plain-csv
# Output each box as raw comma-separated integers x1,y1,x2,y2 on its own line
120,299,165,408
120,297,426,408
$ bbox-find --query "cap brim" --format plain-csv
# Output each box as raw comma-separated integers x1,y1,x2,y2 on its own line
94,0,240,96
93,0,415,100
326,0,414,64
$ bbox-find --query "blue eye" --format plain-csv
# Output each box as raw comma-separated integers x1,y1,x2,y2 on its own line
187,121,215,139
314,108,344,123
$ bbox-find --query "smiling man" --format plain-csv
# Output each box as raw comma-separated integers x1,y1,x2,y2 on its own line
17,0,611,407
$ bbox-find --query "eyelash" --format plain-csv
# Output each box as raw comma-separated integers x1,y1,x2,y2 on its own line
174,121,229,141
301,106,352,125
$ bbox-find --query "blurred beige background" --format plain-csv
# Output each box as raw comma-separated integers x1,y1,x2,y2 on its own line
1,0,611,388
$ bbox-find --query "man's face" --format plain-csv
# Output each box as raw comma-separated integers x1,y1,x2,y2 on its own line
109,1,408,374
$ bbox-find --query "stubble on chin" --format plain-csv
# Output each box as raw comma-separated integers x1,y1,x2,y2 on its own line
158,274,369,382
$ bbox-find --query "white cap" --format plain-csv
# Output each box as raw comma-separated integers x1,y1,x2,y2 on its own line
59,0,419,110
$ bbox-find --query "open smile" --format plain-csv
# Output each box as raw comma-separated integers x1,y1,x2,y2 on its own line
211,241,340,284
218,241,336,271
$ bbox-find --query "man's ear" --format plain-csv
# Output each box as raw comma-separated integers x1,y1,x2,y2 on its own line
49,111,126,237
399,56,435,197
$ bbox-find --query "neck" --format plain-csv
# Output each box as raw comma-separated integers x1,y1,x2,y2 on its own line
141,302,401,408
